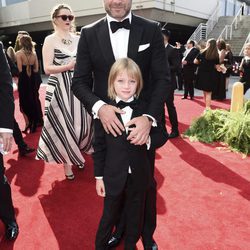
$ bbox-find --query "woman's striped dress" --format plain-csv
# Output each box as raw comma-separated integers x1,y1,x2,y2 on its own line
36,48,93,166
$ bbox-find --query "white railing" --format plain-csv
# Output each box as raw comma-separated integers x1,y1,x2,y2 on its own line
206,2,220,37
218,2,246,40
239,32,250,56
218,24,232,40
188,1,220,43
189,23,207,42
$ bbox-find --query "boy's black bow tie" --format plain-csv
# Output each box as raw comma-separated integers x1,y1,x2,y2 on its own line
116,99,137,109
110,19,131,33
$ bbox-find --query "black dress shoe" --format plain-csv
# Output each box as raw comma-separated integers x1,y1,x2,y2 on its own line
181,96,187,99
5,221,19,241
144,242,158,250
168,131,179,139
107,235,122,248
190,96,194,100
19,145,35,156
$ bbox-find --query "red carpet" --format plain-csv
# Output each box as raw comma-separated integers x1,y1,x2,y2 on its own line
0,87,249,250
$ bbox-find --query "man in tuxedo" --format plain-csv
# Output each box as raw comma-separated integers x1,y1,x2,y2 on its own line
72,0,171,248
0,41,19,241
162,29,179,138
182,40,199,99
175,42,185,90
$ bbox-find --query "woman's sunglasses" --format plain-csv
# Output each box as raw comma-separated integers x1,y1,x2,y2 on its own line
56,15,74,21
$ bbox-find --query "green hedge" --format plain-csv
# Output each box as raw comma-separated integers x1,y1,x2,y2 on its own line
184,101,250,155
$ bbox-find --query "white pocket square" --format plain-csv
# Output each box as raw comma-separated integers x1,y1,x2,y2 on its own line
138,43,150,52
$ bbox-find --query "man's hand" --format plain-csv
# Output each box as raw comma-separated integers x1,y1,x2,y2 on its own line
96,179,106,197
126,116,152,145
0,132,13,153
98,104,125,137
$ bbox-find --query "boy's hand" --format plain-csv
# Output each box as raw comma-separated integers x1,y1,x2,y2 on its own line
96,179,106,197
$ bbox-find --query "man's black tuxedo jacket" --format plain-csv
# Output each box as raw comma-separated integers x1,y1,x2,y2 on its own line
165,44,179,89
183,47,200,76
93,99,168,196
72,14,171,122
0,42,14,131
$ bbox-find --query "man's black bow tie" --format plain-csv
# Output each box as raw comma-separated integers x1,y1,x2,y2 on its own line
116,99,137,109
110,18,131,33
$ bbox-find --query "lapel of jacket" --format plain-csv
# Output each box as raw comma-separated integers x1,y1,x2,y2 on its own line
127,15,143,61
96,17,115,66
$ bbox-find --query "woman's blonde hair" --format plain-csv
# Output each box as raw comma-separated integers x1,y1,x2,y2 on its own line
51,4,75,33
7,46,16,63
19,35,35,54
108,58,143,100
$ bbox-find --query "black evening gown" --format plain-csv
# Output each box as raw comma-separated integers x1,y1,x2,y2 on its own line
212,72,226,100
18,65,40,128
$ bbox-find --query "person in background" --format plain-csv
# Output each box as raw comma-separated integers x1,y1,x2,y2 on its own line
4,51,35,156
0,41,19,241
194,38,220,110
175,41,185,90
94,57,168,250
16,35,40,133
72,0,171,248
14,30,44,127
239,42,250,94
212,38,226,100
6,46,16,65
225,43,234,91
182,40,199,100
36,4,93,180
162,29,179,138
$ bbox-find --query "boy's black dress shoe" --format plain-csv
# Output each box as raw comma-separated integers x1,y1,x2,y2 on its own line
168,131,179,139
5,221,19,240
19,145,35,156
181,96,187,99
144,242,158,250
107,235,122,248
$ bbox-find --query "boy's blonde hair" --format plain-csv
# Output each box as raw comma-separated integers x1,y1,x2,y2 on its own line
108,58,143,100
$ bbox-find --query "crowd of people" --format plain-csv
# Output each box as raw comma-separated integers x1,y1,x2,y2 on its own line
0,0,249,249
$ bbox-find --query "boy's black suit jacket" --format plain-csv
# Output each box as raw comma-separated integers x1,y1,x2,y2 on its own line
93,99,168,196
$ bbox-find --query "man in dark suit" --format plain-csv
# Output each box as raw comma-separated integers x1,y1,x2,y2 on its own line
72,1,171,249
162,29,180,138
175,42,185,90
182,40,199,99
0,41,19,241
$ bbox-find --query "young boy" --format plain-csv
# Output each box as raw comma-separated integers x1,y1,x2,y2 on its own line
94,58,168,250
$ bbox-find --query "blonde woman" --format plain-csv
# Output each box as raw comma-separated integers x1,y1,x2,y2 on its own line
36,4,93,180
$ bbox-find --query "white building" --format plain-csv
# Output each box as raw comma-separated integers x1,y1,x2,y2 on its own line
0,0,249,50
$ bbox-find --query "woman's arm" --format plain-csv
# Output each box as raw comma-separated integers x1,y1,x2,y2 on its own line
15,51,23,72
239,58,244,72
219,49,226,64
33,52,39,73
